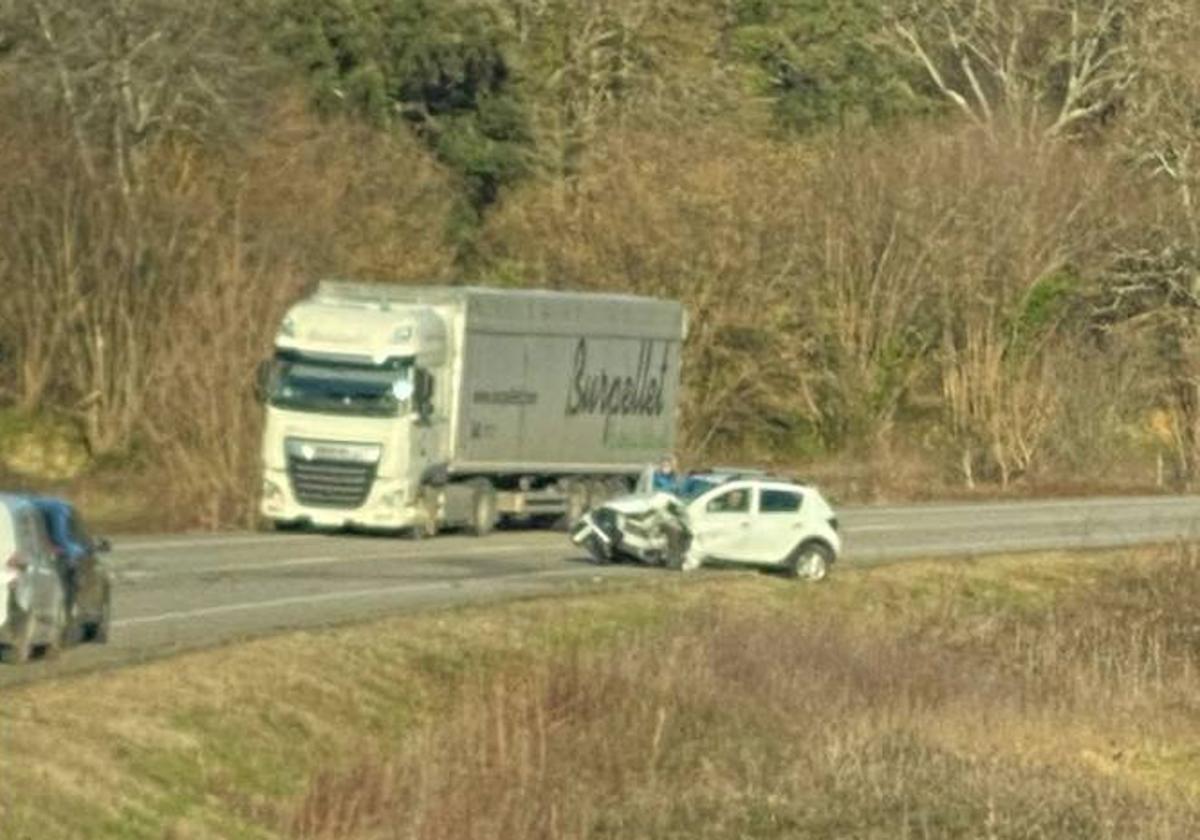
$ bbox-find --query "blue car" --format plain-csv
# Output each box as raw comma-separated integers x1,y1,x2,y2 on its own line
30,498,113,644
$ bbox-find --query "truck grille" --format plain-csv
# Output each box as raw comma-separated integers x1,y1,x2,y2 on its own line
287,457,377,509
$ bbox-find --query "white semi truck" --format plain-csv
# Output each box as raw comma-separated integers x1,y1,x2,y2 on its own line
258,282,686,535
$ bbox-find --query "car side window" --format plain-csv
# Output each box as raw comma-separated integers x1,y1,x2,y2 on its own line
706,488,751,514
760,489,802,514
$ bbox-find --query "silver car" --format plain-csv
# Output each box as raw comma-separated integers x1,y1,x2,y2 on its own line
0,494,69,663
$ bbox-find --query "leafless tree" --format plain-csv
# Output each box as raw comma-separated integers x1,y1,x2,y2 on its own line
0,0,268,453
891,0,1137,139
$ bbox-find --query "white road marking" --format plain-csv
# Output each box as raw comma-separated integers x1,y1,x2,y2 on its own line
118,543,553,580
112,567,624,628
115,533,318,552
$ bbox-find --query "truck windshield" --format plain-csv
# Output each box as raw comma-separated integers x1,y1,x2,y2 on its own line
267,355,413,418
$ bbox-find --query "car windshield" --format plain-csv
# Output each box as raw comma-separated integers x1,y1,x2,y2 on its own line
267,354,413,418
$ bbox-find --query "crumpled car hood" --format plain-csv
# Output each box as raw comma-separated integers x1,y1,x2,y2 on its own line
601,491,682,516
572,490,691,566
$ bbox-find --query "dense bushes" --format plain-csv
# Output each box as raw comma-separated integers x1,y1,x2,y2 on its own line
1,0,1198,525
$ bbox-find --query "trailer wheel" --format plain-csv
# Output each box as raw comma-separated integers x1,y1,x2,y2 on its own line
605,477,631,499
555,481,589,531
466,479,497,536
584,479,609,509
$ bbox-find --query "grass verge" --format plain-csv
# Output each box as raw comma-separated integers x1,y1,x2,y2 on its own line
3,548,1200,838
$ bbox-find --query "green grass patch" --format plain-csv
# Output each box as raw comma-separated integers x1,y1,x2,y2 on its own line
4,548,1200,837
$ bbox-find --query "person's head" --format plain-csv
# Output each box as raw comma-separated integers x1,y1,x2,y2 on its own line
659,454,677,474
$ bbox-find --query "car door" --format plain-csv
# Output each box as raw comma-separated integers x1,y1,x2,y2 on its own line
687,485,756,563
742,487,806,564
17,508,57,621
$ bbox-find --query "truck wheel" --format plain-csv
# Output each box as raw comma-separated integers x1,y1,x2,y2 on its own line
413,489,440,539
467,479,497,536
584,479,608,509
605,477,631,499
0,593,35,665
554,481,589,531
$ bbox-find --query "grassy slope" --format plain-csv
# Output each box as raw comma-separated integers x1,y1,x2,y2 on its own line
3,550,1200,838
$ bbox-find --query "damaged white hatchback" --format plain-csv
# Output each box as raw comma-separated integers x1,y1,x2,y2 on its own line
571,474,842,580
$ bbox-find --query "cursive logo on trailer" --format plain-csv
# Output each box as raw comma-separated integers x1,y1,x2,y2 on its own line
565,338,670,420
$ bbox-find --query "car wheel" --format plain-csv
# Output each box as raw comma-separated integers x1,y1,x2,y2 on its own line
84,581,112,644
786,541,833,582
40,595,69,659
466,479,497,537
0,592,35,665
582,533,611,565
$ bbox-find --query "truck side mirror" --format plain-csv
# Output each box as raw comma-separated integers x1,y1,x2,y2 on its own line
254,360,271,402
414,369,435,421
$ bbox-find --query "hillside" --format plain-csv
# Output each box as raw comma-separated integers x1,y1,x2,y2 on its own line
1,0,1198,527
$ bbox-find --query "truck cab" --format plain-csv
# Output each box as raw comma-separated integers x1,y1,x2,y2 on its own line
259,289,449,531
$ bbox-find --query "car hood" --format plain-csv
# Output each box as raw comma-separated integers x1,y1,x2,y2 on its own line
601,492,672,513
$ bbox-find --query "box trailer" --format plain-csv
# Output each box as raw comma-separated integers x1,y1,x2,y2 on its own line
258,282,686,535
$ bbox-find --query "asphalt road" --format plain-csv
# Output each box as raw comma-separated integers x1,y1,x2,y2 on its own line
3,494,1199,686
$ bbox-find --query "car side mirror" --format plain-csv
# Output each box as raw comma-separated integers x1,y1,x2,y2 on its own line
94,538,112,554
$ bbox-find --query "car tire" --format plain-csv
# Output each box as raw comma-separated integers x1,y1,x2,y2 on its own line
466,479,497,537
582,533,611,565
40,595,69,659
0,592,35,665
786,541,833,582
84,580,112,644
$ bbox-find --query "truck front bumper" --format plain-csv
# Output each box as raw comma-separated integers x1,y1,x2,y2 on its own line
260,469,418,531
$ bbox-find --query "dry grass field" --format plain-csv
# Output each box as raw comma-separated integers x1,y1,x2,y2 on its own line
3,547,1200,838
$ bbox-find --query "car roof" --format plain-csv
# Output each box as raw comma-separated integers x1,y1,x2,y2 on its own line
688,473,811,489
0,493,36,513
0,494,35,552
28,496,71,511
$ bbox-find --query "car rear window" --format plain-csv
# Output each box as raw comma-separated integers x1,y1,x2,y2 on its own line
760,489,802,513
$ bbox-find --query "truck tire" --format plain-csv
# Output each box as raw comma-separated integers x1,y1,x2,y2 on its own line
413,488,441,539
466,479,498,536
605,477,631,499
555,481,589,531
584,479,609,509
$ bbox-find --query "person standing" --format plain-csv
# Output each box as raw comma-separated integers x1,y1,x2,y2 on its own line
651,454,679,493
